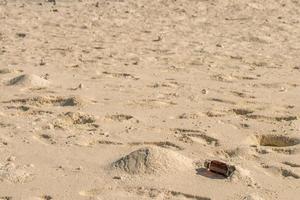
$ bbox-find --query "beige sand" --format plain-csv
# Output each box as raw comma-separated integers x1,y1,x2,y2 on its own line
0,0,300,199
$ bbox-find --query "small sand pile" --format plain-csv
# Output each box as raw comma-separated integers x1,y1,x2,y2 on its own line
111,146,193,174
7,74,49,87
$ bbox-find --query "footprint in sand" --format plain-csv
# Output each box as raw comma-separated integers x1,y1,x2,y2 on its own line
249,134,300,155
255,134,300,147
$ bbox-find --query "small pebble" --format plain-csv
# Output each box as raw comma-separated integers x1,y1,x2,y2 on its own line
40,59,46,66
45,123,54,130
0,197,12,200
16,33,26,38
42,195,53,200
78,83,83,89
201,89,208,94
28,164,35,168
7,156,16,162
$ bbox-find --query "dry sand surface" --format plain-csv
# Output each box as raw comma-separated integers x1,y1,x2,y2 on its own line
0,0,300,199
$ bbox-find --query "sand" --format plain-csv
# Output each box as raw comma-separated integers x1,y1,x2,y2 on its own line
0,0,300,199
111,146,193,174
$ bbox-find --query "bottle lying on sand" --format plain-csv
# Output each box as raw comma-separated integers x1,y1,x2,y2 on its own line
204,160,236,177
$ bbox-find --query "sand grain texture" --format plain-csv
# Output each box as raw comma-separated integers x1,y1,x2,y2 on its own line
0,0,300,199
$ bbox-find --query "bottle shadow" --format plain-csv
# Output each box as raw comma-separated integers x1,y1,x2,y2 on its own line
196,168,227,179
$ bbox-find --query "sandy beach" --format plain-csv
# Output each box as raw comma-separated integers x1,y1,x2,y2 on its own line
0,0,300,199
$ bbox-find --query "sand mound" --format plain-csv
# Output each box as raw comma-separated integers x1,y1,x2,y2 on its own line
7,74,49,87
256,134,300,147
111,147,193,174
